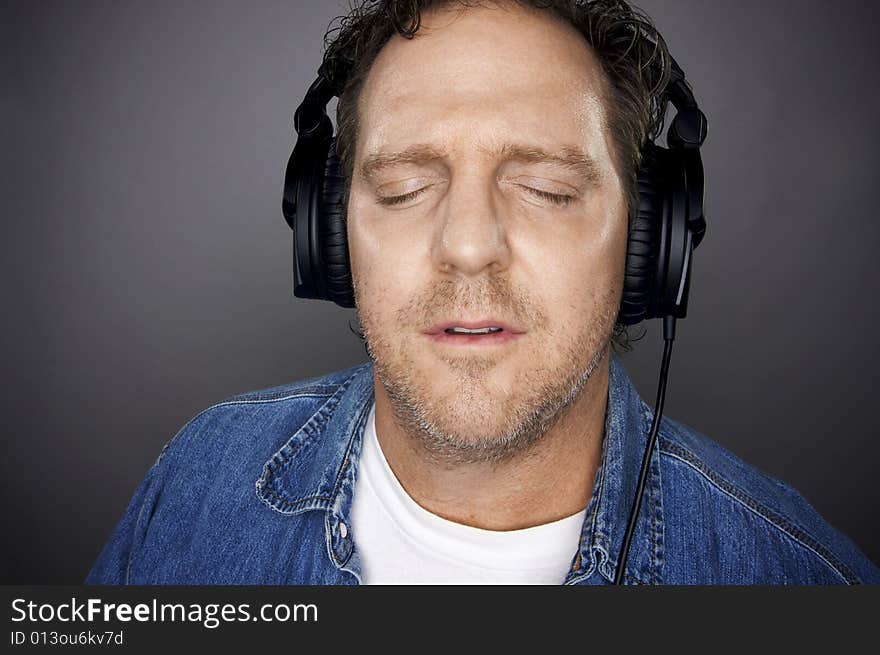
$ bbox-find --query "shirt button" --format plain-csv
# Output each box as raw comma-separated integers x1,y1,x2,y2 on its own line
339,522,348,539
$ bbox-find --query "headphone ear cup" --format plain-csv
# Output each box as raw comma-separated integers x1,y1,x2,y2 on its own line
318,137,356,308
619,143,665,326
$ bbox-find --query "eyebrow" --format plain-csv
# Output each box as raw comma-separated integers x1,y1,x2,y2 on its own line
494,143,602,185
358,142,602,185
359,144,446,182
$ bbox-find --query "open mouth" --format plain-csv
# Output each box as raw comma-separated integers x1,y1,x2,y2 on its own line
427,325,522,346
444,327,503,335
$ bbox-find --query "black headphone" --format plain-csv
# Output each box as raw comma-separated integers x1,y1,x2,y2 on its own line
282,56,707,327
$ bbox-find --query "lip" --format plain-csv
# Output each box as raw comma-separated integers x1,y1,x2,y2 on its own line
424,319,526,335
423,319,526,347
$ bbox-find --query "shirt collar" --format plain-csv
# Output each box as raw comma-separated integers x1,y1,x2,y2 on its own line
565,355,661,584
256,355,661,583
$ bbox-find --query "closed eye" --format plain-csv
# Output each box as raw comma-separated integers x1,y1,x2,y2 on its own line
378,184,576,207
518,185,575,206
378,188,427,206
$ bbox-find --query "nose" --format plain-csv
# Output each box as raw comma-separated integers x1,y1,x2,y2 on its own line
431,172,512,277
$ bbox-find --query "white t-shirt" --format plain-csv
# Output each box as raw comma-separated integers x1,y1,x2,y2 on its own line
350,402,586,584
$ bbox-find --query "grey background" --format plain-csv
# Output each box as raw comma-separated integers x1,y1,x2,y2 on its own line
2,0,878,584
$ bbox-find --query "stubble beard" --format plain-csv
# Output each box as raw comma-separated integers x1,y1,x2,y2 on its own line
356,276,617,467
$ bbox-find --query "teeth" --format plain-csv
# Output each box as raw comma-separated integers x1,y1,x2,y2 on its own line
445,326,503,335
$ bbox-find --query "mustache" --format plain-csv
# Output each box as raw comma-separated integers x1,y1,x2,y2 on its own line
397,276,547,331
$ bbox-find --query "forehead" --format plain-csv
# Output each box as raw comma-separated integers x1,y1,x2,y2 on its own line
356,2,611,157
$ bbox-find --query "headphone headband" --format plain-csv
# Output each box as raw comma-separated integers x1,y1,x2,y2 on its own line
294,75,335,136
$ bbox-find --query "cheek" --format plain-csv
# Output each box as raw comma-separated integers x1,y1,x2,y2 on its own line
347,198,424,313
528,200,628,324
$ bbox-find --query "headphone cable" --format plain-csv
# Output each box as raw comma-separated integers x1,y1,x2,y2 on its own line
613,315,676,585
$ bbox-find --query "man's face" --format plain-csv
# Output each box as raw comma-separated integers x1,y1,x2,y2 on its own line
347,3,629,463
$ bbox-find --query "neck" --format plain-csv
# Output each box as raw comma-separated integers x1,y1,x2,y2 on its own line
372,353,609,531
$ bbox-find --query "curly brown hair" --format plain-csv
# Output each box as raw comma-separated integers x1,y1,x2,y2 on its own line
321,0,672,351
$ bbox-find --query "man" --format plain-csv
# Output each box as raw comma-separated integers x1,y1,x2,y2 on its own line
87,0,879,584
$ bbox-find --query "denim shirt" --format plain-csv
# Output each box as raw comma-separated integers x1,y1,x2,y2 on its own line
86,356,880,585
